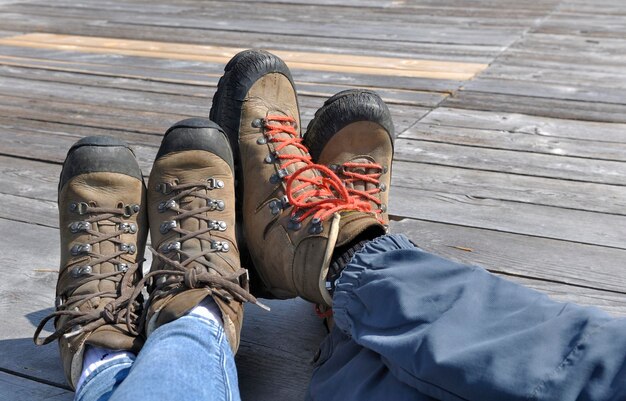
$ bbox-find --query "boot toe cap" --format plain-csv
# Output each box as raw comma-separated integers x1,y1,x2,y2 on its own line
157,118,234,171
59,136,142,192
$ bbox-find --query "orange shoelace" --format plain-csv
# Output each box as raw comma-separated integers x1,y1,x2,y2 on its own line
264,115,372,224
339,161,385,222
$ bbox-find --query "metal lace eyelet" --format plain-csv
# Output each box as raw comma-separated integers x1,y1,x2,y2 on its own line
380,204,387,212
208,220,227,231
155,182,174,194
71,202,89,215
207,199,225,211
268,200,281,216
55,295,65,308
119,243,136,254
119,222,138,233
71,243,92,256
329,164,344,174
265,152,278,164
287,215,302,231
206,178,225,189
71,265,92,277
277,168,289,179
116,263,128,272
379,183,387,192
251,118,264,128
309,217,323,234
257,137,267,145
123,204,140,217
383,165,389,174
158,199,177,213
212,241,230,252
69,221,91,233
160,241,181,253
160,220,177,234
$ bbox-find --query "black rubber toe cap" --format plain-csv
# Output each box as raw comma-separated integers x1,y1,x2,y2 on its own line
59,135,142,192
304,89,395,160
156,118,234,171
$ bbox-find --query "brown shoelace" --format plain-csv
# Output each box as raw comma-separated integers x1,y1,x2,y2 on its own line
127,180,266,335
34,203,142,345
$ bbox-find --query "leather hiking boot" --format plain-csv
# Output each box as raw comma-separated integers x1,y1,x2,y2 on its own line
210,50,385,307
137,118,260,354
34,136,147,390
304,89,395,229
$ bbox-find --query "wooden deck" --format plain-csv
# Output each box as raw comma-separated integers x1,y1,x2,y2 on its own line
1,0,626,399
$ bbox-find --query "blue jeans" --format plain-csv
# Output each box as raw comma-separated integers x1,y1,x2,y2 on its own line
75,314,240,401
308,234,626,401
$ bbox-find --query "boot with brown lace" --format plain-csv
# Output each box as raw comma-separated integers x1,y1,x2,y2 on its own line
34,136,147,390
138,118,260,353
210,50,386,308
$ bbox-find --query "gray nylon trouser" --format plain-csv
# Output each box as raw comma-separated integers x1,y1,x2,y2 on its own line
308,234,626,401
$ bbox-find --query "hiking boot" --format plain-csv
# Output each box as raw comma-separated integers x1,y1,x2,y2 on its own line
304,89,395,229
34,136,147,390
210,50,385,307
139,118,259,353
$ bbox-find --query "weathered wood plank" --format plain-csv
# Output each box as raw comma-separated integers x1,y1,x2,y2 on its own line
392,161,626,215
0,10,523,47
0,33,488,78
482,64,626,90
400,123,626,161
394,139,626,185
0,64,447,107
0,372,72,401
390,218,626,294
389,186,626,249
462,78,626,105
442,91,626,123
3,0,556,25
0,44,465,93
0,19,501,64
419,107,626,143
0,127,159,173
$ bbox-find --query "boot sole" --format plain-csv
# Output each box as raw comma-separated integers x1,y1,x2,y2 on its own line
303,89,395,161
209,50,297,298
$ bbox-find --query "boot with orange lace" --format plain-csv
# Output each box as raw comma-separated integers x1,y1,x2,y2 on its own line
34,136,148,390
138,118,261,353
210,50,386,308
303,89,395,302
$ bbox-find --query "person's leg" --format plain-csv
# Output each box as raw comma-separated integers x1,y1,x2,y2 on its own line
73,349,134,401
308,325,434,401
75,300,239,401
310,234,626,401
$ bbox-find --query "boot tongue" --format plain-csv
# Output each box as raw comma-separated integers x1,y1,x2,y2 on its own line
86,324,143,352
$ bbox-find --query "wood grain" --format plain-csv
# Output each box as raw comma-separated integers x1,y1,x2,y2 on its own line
0,34,488,80
2,0,626,398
